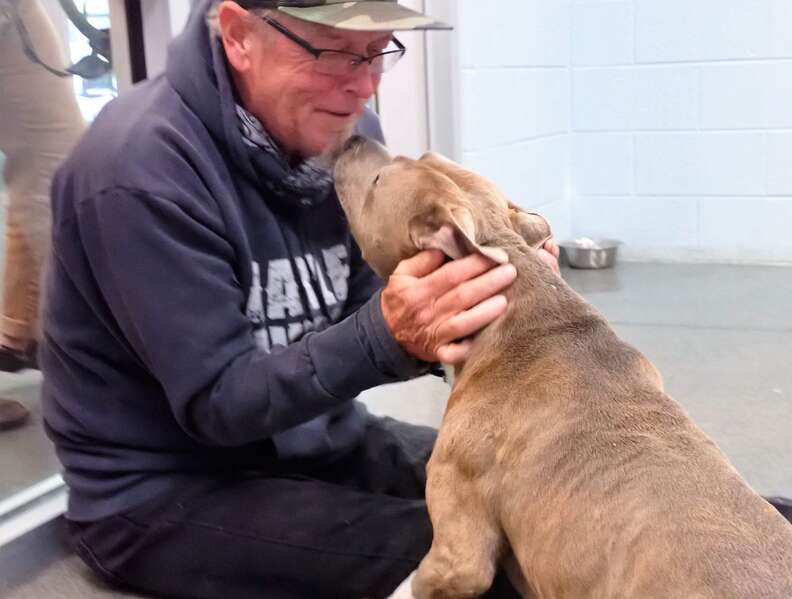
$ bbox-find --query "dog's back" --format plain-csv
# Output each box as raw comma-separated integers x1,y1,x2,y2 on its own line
454,249,792,598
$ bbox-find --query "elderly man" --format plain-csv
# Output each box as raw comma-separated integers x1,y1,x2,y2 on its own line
43,1,556,597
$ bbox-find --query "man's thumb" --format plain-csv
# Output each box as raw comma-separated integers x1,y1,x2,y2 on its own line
393,250,446,278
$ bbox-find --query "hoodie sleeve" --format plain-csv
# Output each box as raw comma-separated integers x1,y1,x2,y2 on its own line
342,240,445,381
73,188,426,447
341,239,383,318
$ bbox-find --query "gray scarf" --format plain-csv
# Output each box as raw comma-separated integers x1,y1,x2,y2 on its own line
236,104,334,205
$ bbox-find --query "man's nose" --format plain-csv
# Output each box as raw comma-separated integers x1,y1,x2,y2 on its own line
342,63,380,99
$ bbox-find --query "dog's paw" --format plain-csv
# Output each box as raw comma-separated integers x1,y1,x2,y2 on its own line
412,562,495,599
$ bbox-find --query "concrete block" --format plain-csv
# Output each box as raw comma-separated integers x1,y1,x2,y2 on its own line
633,66,699,130
572,195,698,247
699,197,792,258
635,0,770,63
768,132,792,195
459,0,569,68
573,133,633,195
635,132,766,196
571,2,634,66
770,0,792,57
765,63,792,128
700,64,769,130
462,68,569,151
573,68,632,131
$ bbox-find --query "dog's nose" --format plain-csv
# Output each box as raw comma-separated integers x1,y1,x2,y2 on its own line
343,134,366,153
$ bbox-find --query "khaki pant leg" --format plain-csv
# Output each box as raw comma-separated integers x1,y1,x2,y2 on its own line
0,0,85,340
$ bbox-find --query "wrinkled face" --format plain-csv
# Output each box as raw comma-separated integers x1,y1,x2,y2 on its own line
225,9,391,158
334,136,552,277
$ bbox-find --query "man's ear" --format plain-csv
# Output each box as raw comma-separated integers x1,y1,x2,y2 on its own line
408,205,509,264
508,202,552,248
218,1,256,73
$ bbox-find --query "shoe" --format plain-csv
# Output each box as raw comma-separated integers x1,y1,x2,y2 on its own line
0,398,29,431
0,342,38,373
766,496,792,523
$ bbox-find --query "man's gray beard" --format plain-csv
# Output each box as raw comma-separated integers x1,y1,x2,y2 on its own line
316,122,357,170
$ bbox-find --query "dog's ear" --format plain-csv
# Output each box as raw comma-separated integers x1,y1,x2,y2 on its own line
508,202,552,248
409,205,509,264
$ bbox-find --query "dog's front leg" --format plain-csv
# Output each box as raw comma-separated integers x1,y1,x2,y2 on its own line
413,461,503,599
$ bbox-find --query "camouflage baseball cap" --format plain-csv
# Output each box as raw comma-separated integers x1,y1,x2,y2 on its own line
235,1,452,31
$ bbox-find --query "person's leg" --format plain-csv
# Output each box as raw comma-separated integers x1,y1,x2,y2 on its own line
294,415,437,498
68,472,433,599
68,416,519,598
0,0,84,366
0,211,39,369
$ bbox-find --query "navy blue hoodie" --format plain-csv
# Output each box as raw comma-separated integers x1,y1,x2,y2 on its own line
41,0,425,522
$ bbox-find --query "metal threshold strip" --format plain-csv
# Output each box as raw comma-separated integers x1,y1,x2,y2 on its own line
0,474,67,548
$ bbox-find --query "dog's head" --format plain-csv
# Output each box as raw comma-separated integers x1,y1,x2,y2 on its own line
334,136,552,278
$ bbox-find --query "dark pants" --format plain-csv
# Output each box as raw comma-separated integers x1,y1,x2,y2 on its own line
68,416,520,599
768,496,792,523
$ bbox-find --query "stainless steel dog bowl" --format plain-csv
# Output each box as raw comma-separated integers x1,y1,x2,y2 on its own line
559,239,621,269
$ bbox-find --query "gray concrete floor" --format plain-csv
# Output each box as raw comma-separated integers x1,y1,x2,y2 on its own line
1,261,790,597
0,371,58,503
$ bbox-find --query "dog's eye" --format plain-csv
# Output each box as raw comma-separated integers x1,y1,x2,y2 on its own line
372,174,381,186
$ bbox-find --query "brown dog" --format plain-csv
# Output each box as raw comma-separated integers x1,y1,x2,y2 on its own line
334,136,792,599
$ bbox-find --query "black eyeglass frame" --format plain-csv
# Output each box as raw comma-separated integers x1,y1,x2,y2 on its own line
245,1,330,6
260,15,406,74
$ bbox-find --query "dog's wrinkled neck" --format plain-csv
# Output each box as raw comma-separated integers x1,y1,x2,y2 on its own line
454,232,601,382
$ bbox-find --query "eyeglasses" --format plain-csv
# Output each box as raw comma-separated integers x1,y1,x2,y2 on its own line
260,16,406,77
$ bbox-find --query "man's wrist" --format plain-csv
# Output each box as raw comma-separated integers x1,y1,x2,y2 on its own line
365,290,427,379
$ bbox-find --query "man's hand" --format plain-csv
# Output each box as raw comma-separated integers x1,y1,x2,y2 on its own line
380,250,517,365
539,239,561,275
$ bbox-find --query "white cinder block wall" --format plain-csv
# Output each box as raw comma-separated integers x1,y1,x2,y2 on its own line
453,0,573,242
570,0,792,263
